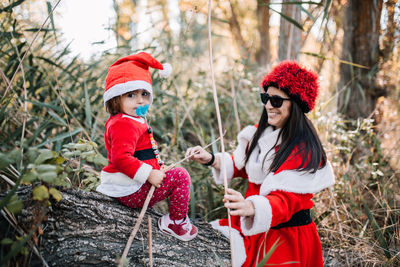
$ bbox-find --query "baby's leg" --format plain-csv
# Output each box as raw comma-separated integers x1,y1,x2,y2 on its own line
116,167,191,221
157,167,197,241
160,167,191,220
115,182,153,208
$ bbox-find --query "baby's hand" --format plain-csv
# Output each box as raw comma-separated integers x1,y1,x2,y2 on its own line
147,169,165,188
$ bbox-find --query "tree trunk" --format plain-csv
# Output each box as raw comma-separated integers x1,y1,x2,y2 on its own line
256,0,271,67
226,0,250,60
337,0,385,119
2,187,230,266
113,0,142,51
278,1,301,61
381,0,398,61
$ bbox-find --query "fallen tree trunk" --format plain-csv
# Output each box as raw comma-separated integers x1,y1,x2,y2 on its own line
4,187,231,266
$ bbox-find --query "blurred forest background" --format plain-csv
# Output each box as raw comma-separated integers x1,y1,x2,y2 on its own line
0,0,399,266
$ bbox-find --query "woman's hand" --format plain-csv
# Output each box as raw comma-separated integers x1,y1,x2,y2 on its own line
185,146,213,165
147,169,165,188
223,188,255,217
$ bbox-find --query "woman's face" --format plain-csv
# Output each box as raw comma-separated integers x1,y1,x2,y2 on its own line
263,86,292,129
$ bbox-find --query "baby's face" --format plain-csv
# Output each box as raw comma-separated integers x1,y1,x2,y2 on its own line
120,89,151,117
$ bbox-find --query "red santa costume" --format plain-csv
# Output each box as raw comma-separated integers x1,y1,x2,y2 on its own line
97,52,172,198
98,113,160,197
96,53,197,241
209,61,335,266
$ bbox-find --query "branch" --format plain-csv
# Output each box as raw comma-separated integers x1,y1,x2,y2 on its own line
208,0,235,265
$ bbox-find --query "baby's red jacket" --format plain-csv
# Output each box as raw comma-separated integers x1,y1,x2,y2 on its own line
97,113,160,197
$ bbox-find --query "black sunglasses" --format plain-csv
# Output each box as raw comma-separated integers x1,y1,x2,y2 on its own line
260,93,291,108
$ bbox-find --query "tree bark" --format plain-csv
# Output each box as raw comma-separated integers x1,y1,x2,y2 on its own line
278,1,301,61
256,0,271,67
225,0,250,60
4,187,231,266
381,0,398,61
113,0,137,51
337,0,385,119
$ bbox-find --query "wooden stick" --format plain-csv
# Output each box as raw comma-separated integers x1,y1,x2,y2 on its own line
230,74,241,133
207,1,235,266
0,174,16,186
118,186,155,266
166,136,222,170
147,215,153,267
118,137,222,266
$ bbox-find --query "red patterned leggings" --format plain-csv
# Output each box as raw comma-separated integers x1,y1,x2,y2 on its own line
116,167,191,220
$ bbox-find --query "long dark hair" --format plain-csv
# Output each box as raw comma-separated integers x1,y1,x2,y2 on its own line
245,100,326,173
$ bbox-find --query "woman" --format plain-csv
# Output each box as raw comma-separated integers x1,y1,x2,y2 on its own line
186,61,335,266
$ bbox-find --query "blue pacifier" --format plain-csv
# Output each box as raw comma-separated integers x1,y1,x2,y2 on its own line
136,104,149,117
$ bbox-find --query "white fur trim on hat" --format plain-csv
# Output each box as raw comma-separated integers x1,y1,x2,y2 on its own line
103,80,153,104
159,63,172,78
241,195,272,236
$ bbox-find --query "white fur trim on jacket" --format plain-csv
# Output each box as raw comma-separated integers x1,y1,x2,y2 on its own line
103,80,153,104
122,114,145,124
210,220,246,267
260,161,335,196
96,163,152,197
232,125,257,170
211,152,234,185
233,125,281,184
241,195,272,236
133,163,153,184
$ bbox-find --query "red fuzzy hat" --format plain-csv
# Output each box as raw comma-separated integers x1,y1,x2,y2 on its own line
104,52,172,104
260,61,319,113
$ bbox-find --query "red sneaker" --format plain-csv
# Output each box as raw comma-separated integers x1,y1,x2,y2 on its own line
158,214,198,241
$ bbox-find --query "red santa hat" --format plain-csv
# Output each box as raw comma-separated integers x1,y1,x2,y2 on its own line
104,52,172,104
260,61,319,113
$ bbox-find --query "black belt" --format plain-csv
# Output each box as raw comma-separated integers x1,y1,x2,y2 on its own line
134,148,156,161
271,209,312,229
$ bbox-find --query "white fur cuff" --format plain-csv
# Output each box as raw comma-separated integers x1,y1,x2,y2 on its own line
211,153,234,185
241,195,272,236
133,163,153,184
